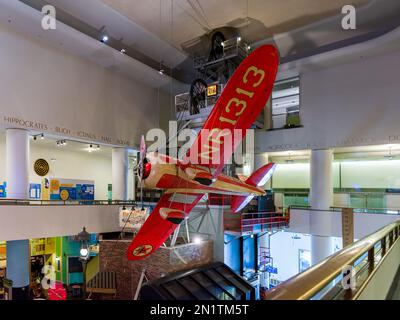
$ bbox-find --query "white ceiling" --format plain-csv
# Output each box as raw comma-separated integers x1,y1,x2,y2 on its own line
100,0,368,49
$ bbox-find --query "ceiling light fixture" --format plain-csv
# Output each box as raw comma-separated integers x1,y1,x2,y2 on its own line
286,152,294,163
56,140,67,146
120,48,126,54
32,133,45,141
101,35,109,43
384,146,394,160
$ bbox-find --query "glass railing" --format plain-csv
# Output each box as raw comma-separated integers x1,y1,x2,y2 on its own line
290,206,400,215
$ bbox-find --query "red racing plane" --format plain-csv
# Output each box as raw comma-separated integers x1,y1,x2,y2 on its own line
127,44,279,260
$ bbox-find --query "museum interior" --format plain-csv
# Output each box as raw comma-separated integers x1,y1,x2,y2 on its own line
1,0,400,301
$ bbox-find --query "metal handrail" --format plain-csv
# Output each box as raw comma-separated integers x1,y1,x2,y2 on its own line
262,220,400,300
290,205,400,215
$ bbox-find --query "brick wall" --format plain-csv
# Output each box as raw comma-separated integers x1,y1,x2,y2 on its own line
98,239,213,300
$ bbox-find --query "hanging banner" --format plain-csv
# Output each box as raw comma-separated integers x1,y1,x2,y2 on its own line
119,207,149,232
342,208,354,247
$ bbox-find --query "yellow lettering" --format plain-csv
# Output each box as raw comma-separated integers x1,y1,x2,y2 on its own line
219,116,237,125
236,87,254,98
199,144,220,160
243,66,265,88
207,128,230,145
226,98,247,117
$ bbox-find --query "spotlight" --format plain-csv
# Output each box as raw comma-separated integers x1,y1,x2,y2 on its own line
101,35,109,43
120,48,126,54
237,36,241,42
159,69,164,75
40,134,44,140
247,45,251,50
33,136,37,141
193,236,202,244
97,145,100,149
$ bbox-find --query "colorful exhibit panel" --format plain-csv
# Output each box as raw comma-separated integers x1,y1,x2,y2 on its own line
41,178,95,201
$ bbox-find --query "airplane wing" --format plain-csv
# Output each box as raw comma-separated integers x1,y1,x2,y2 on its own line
127,192,203,261
182,44,279,177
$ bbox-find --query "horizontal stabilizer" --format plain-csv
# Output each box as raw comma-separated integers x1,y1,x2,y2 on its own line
231,163,277,213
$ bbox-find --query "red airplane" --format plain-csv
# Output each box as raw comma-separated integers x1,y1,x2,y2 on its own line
127,44,279,260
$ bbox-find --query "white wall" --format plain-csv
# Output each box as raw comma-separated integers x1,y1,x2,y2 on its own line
0,23,165,148
270,231,311,282
287,209,400,239
0,204,121,241
269,231,343,282
256,49,400,152
272,160,400,190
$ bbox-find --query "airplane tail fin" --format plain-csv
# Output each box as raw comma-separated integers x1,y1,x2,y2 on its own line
231,163,277,213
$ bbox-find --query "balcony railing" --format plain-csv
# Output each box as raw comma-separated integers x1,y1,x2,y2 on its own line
0,199,136,206
262,220,400,300
224,210,290,235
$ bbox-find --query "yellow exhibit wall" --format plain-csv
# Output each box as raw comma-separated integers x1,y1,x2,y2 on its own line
272,160,400,190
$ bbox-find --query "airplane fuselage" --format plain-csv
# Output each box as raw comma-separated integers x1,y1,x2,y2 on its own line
142,152,265,197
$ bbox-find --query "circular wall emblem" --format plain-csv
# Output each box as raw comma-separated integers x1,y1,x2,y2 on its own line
60,189,70,201
132,244,153,257
34,159,49,176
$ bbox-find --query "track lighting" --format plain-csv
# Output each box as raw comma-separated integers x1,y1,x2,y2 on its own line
120,48,126,54
32,133,45,141
101,35,109,43
56,140,67,146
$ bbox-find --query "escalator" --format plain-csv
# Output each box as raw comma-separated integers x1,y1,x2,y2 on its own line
140,262,255,300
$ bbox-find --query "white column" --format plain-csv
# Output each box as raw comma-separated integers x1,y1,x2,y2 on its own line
6,129,29,199
259,233,270,288
254,153,269,171
112,148,128,200
254,153,270,189
310,149,334,265
5,129,30,298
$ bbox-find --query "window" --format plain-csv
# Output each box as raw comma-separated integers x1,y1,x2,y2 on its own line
298,249,311,273
271,77,301,129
